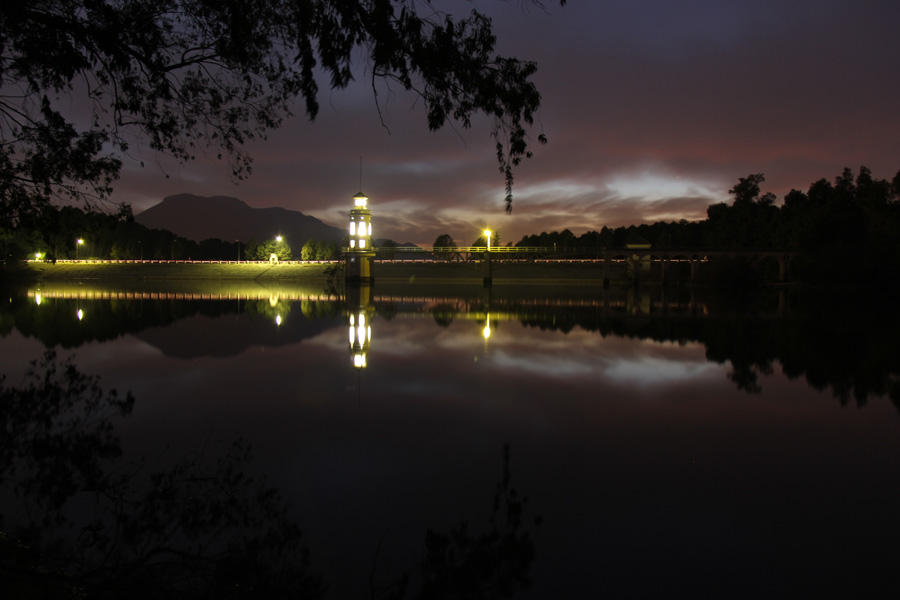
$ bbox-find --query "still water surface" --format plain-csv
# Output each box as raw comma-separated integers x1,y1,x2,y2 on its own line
3,282,900,598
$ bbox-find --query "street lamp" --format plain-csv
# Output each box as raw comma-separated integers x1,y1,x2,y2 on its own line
76,238,84,260
484,229,492,251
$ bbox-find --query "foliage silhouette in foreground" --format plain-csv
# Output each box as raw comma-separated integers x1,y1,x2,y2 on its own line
0,350,320,598
1,1,566,220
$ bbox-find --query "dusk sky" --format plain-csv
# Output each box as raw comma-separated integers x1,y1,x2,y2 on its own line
114,0,900,246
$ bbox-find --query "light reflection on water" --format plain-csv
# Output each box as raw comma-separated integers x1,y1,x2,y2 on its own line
3,282,900,598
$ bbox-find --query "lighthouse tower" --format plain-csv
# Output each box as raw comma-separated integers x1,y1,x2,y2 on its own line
345,191,375,285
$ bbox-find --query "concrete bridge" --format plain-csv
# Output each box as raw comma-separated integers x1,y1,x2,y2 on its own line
371,246,799,285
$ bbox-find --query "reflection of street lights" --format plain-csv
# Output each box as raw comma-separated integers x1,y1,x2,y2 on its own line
484,229,492,251
76,238,84,260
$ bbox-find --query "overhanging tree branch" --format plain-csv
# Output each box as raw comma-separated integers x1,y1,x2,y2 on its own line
1,0,565,221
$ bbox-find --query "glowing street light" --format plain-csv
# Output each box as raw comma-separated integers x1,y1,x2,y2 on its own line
34,252,42,261
484,229,492,251
76,238,84,260
275,235,283,242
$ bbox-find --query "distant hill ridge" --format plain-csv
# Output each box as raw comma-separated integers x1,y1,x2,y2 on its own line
135,194,344,246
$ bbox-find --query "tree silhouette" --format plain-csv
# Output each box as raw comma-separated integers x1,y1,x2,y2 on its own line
1,1,565,220
433,234,457,248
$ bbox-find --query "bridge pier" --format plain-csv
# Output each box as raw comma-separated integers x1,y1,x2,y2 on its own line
482,252,492,286
603,250,610,288
345,252,375,286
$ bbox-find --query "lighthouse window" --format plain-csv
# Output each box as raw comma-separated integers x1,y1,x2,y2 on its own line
349,222,356,235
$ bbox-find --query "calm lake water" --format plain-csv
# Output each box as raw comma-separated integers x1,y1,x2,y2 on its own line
3,281,900,598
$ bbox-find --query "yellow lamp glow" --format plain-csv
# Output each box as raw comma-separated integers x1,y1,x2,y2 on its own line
484,230,492,251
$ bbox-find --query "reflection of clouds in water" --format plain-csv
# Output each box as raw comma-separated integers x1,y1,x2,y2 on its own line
345,318,725,388
605,356,720,386
489,344,719,386
362,318,483,356
492,351,597,377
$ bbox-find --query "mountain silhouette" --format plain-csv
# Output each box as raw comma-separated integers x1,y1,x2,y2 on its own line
135,194,344,245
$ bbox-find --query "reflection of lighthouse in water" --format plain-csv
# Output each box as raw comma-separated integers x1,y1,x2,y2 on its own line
347,285,374,370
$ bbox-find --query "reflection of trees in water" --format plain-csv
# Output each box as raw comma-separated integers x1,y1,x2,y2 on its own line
4,294,240,349
3,293,343,353
518,291,900,410
373,444,539,600
431,303,458,327
243,296,293,322
1,353,538,599
1,350,320,598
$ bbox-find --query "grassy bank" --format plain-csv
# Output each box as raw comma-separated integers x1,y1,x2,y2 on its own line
27,260,335,281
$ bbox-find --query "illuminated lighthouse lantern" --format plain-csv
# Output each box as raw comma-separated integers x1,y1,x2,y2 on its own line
345,191,375,284
348,192,372,250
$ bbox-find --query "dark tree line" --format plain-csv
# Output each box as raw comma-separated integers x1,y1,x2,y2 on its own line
1,204,244,263
515,167,900,284
300,238,341,261
1,204,350,263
